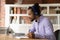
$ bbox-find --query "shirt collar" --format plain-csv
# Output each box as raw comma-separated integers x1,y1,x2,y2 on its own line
35,15,44,23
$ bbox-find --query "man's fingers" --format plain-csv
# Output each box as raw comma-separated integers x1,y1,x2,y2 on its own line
27,33,33,38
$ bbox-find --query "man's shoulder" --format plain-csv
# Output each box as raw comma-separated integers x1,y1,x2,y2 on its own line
42,16,50,22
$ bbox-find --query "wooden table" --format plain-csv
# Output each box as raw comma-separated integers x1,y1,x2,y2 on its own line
20,38,48,40
0,34,48,40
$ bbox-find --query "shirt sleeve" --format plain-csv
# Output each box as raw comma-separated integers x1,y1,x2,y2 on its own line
29,22,36,33
44,18,56,40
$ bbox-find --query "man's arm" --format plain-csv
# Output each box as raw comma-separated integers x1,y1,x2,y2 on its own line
27,22,35,38
44,18,56,40
29,22,35,33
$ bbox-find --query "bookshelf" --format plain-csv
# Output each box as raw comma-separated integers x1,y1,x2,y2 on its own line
5,4,60,33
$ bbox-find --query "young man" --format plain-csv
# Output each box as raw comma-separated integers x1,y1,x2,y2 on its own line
27,3,56,40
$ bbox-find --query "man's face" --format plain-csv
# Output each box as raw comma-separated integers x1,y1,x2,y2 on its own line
27,9,34,21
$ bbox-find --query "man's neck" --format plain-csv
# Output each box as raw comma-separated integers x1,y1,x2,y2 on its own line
35,16,40,22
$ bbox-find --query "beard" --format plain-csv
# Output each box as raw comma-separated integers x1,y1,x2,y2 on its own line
30,17,38,22
29,17,35,22
31,18,35,22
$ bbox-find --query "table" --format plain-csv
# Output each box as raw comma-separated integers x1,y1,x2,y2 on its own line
0,34,48,40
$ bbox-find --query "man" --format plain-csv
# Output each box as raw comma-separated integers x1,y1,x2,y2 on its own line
27,3,56,40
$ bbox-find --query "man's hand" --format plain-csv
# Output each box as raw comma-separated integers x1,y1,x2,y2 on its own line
27,32,35,38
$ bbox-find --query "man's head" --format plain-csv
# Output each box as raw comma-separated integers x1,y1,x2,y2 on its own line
27,7,35,21
27,3,41,21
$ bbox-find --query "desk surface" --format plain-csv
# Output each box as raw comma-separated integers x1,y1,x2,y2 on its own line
0,34,48,40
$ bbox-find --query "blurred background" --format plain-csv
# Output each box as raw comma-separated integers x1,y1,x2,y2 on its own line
0,0,60,40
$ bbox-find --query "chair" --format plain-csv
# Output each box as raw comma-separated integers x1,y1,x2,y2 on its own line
54,30,60,40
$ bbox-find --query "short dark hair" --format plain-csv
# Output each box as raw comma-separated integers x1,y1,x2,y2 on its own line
28,7,34,13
